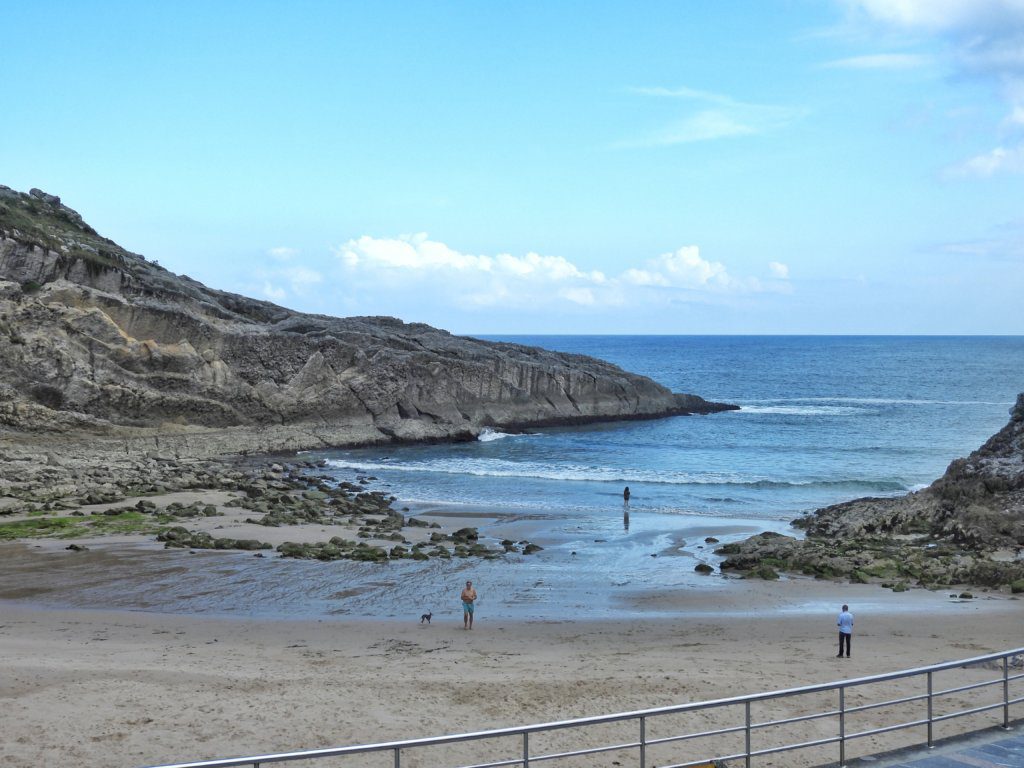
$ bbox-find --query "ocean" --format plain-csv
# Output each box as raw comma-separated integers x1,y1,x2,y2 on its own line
326,336,1023,528
5,336,1022,621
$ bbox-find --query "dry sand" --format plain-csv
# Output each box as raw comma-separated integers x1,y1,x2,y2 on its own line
2,578,1022,768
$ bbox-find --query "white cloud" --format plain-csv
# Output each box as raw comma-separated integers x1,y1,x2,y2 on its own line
622,268,670,287
940,239,1002,256
946,143,1024,176
846,0,1024,32
336,234,606,283
341,232,487,271
267,246,299,260
647,112,758,145
333,235,792,315
263,282,286,301
939,225,1024,259
631,85,744,106
634,246,734,288
560,287,596,305
619,86,806,148
254,264,322,303
284,266,322,292
769,261,791,279
844,0,1024,175
823,53,932,69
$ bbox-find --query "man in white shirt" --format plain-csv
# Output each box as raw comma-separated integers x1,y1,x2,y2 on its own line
837,604,853,658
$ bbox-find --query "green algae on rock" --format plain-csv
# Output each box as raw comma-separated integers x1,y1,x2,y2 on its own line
719,394,1024,590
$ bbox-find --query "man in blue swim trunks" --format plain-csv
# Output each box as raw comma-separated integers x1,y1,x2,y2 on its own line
461,580,477,630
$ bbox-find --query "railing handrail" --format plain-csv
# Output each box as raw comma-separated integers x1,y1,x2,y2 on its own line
142,646,1024,768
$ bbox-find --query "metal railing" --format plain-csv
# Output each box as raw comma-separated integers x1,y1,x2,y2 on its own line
142,647,1024,768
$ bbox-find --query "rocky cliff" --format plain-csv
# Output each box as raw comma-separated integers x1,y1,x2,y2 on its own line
718,394,1024,588
0,185,735,458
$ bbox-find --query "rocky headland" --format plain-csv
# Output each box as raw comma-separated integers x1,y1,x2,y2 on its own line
0,185,734,465
718,393,1024,590
0,184,735,558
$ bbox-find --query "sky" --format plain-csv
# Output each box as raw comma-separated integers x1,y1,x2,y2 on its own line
2,0,1023,334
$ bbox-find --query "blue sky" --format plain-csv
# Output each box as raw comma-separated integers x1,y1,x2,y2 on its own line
3,0,1023,334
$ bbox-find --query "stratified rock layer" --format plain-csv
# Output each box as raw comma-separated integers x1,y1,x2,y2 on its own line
719,394,1024,588
0,185,734,458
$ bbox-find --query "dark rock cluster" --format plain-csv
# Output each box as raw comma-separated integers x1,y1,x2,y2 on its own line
271,525,544,563
0,450,248,515
158,526,271,551
719,394,1024,590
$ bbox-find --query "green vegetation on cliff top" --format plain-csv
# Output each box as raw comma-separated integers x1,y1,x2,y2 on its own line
0,188,129,274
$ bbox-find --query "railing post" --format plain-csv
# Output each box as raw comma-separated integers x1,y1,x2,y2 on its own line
640,715,647,768
1004,655,1011,730
744,700,751,768
839,687,846,768
927,670,934,748
523,731,529,768
394,746,401,768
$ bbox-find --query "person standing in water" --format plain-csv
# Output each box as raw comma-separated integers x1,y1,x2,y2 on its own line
623,486,631,505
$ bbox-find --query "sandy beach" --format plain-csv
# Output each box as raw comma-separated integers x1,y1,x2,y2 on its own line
1,451,1022,768
2,573,1022,768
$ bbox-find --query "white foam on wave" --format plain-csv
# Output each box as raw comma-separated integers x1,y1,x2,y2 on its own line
813,397,1010,406
742,397,1010,407
736,405,861,416
733,396,1011,416
329,456,635,483
325,457,907,491
477,427,514,442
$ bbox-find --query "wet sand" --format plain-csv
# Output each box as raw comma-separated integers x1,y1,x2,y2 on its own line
0,490,776,621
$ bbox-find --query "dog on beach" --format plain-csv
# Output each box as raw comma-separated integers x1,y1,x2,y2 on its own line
420,611,432,624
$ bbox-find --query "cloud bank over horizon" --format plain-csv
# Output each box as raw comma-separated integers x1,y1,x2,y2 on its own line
320,234,790,316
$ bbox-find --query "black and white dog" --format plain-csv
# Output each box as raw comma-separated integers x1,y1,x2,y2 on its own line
420,611,432,624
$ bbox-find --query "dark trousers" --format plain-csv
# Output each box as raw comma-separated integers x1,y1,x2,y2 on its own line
838,632,851,657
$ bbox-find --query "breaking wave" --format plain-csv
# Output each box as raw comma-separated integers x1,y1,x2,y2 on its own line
325,457,908,492
735,405,861,416
477,428,514,442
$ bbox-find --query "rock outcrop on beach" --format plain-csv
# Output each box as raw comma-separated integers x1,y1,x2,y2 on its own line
0,185,735,459
719,394,1024,589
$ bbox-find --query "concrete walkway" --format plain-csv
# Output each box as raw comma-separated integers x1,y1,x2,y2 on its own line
852,727,1024,767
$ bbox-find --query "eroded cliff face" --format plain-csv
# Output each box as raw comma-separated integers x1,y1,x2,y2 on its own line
0,185,734,457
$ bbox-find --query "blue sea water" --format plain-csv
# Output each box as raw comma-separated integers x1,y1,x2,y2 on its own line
324,336,1024,527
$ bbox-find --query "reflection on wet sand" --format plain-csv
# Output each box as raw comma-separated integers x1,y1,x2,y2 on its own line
0,508,770,621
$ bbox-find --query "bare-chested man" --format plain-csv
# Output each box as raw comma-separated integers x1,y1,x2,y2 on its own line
461,580,477,630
